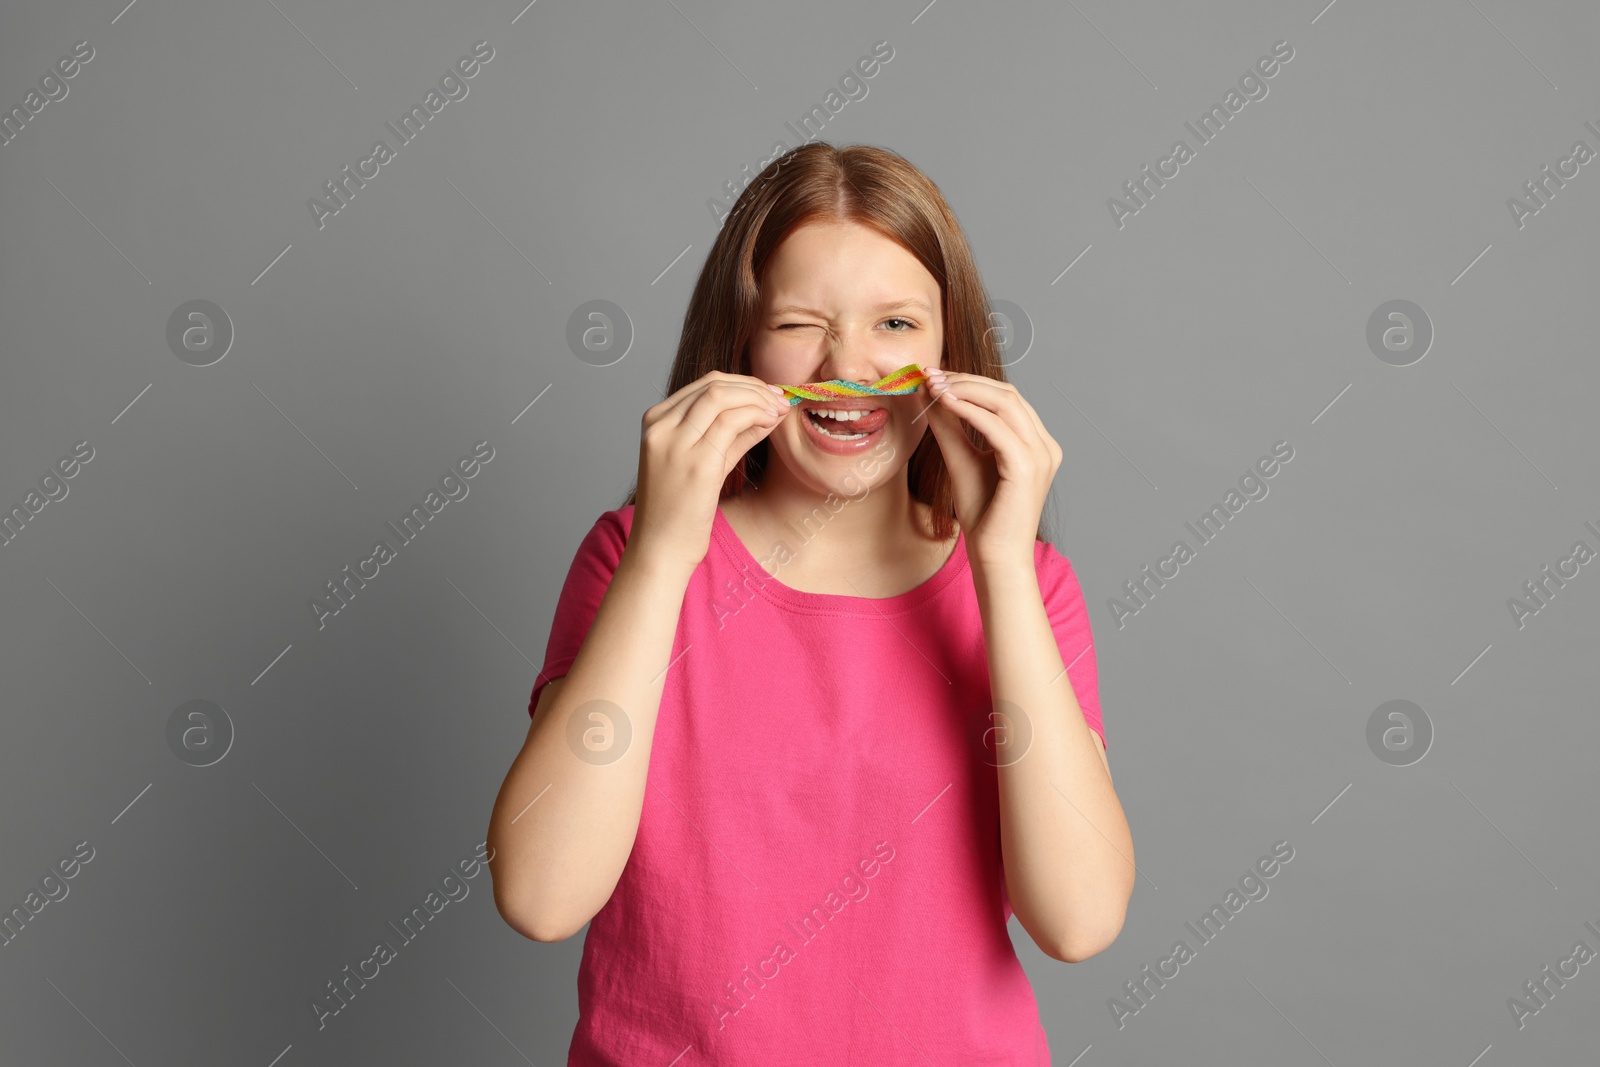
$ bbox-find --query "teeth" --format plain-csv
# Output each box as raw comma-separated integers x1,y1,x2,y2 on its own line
811,408,867,421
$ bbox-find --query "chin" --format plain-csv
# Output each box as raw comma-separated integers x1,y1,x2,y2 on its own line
769,417,910,499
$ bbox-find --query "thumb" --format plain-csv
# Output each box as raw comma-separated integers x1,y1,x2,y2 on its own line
921,388,984,487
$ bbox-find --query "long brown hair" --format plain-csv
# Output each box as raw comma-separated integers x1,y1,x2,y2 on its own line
621,141,1048,543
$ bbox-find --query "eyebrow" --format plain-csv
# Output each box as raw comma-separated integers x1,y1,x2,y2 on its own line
768,298,935,317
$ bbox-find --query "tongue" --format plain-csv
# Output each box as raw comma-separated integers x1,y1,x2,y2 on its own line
813,408,887,434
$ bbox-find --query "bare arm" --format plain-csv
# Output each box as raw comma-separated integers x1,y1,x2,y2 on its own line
486,371,791,941
978,555,1134,963
486,544,694,941
915,368,1133,963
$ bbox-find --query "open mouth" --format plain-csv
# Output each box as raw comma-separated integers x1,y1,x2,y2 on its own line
797,403,889,453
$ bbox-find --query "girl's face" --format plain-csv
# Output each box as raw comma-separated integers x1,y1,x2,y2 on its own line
747,218,944,497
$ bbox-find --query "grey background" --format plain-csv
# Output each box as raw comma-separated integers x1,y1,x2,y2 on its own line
2,0,1596,1063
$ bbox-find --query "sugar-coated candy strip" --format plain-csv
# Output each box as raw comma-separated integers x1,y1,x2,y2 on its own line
778,364,929,406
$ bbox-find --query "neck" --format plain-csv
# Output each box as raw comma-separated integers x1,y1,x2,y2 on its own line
734,459,936,563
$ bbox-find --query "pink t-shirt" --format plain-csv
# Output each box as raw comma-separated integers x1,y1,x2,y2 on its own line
529,503,1104,1066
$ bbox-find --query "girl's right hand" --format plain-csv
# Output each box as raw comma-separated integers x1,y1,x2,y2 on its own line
629,371,791,574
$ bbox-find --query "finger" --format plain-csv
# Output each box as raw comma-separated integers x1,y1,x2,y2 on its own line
724,415,784,469
669,379,785,440
671,376,787,423
936,374,1047,451
644,371,722,426
922,382,987,487
997,378,1051,448
930,381,1032,470
935,375,1058,478
648,373,785,430
694,396,787,462
998,382,1061,471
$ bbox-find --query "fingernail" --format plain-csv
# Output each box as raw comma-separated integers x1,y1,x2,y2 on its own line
767,384,785,396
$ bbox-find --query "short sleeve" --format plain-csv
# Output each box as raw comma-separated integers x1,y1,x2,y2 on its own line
527,508,631,717
1037,541,1105,750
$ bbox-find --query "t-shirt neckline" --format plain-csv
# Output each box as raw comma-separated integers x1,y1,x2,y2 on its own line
710,501,969,616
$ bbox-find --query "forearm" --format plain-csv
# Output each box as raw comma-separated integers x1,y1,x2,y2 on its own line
487,546,692,941
974,554,1135,962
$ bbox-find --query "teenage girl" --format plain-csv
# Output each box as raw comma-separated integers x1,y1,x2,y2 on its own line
487,142,1134,1065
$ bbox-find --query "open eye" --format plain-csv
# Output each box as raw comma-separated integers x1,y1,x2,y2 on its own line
881,317,916,332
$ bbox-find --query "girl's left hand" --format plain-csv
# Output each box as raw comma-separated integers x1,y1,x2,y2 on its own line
921,368,1062,565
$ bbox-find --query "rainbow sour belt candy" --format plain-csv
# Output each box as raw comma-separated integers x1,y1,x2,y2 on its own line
777,364,930,406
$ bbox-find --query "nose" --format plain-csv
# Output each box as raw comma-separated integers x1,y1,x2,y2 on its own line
813,326,875,386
